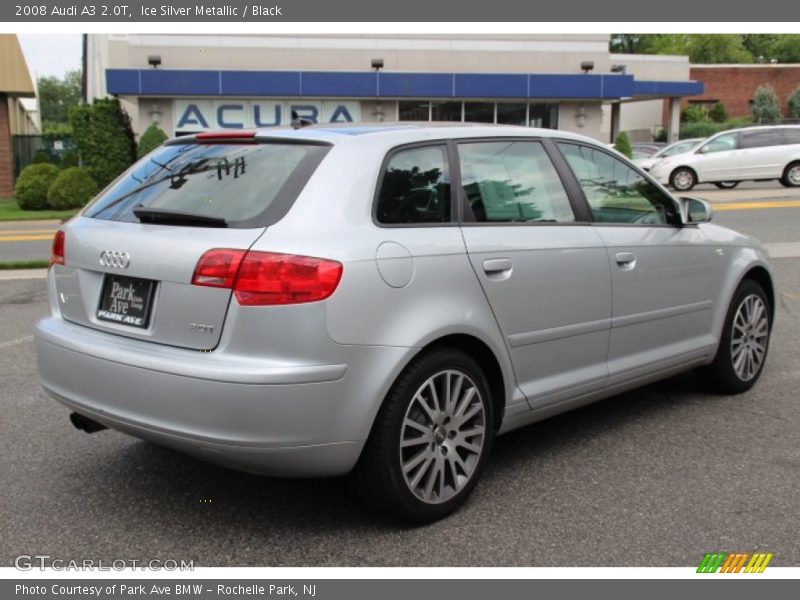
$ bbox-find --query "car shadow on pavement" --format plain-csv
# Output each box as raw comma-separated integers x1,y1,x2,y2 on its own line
88,370,711,538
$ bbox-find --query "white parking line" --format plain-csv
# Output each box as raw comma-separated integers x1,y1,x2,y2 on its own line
765,242,800,259
0,269,48,280
0,335,33,350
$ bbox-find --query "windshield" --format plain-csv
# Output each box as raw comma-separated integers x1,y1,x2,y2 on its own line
657,140,701,158
85,141,330,228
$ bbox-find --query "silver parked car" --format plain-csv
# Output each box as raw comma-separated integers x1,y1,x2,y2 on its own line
36,124,775,522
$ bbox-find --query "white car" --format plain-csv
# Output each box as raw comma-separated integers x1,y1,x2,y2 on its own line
649,125,800,191
634,138,703,171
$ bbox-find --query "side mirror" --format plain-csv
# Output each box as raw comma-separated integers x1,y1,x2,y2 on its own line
680,196,713,224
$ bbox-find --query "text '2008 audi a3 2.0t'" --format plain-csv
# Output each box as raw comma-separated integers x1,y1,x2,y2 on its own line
35,124,775,522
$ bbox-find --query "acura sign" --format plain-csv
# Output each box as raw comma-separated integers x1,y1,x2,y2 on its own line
174,99,361,132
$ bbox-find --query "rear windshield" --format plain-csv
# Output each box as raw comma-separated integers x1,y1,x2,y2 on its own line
85,141,330,228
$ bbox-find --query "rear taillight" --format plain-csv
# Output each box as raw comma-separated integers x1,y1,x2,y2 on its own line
191,249,245,288
192,249,343,306
50,230,65,266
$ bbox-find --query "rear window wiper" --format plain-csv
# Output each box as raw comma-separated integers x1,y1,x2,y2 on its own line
132,206,228,228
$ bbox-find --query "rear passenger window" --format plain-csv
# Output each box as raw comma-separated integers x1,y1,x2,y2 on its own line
458,141,575,223
740,129,782,149
376,146,450,224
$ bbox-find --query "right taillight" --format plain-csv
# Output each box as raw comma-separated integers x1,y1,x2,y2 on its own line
50,230,65,266
192,249,343,306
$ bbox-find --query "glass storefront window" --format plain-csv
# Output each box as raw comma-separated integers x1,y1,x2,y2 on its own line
464,102,494,124
398,101,430,121
529,103,559,129
496,103,527,126
431,101,462,122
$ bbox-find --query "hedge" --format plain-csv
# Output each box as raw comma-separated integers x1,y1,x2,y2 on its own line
47,167,99,210
14,163,61,210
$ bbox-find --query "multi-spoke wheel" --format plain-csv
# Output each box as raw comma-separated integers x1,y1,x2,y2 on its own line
355,348,494,523
698,279,771,394
730,294,769,382
400,370,487,504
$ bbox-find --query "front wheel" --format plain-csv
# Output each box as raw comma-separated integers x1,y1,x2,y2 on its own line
698,280,771,394
354,347,494,523
714,181,740,189
670,167,696,191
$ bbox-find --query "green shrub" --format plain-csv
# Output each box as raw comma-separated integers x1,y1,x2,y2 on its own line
788,86,800,119
751,84,782,124
614,132,633,159
137,123,168,158
679,122,724,139
70,98,136,189
47,167,99,210
681,104,708,123
708,101,728,123
652,127,667,143
14,163,61,210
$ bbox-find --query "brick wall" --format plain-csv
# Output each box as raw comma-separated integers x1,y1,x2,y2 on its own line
662,65,800,124
0,93,13,197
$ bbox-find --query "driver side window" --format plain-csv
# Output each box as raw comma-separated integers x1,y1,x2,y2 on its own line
558,143,677,226
376,145,450,225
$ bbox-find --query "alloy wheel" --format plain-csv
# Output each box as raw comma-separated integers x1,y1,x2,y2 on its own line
730,294,769,381
399,369,486,504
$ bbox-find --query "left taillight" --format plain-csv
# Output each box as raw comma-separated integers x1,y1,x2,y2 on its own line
192,249,343,306
50,230,65,266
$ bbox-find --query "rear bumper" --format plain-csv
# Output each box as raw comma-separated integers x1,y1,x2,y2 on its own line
35,317,414,477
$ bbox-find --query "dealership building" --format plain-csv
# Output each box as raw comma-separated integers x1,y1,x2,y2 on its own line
84,34,703,144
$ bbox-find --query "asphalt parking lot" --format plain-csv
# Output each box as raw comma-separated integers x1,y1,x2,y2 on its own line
1,184,799,567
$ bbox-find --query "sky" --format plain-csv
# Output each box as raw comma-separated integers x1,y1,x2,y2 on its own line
18,34,82,80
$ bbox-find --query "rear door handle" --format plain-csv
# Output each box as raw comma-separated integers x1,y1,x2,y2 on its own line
615,252,637,271
482,258,513,278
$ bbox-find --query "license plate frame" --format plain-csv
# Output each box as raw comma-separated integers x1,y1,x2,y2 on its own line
96,274,156,329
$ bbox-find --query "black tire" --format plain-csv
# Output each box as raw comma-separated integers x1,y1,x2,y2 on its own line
713,181,740,189
698,279,771,394
670,167,697,192
354,347,495,523
781,161,800,188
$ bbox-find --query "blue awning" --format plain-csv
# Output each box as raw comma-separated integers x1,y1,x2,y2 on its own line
106,68,703,100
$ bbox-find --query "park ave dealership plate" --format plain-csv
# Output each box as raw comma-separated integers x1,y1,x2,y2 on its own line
96,275,155,329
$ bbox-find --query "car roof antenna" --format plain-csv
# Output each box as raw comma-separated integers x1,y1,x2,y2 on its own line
291,111,314,129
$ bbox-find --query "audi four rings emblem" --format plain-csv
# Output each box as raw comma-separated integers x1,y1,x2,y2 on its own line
99,250,131,269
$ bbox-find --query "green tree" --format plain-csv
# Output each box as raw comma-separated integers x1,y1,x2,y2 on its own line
614,132,633,159
610,34,753,64
70,98,136,188
751,84,782,124
137,123,169,158
37,69,82,128
788,86,800,119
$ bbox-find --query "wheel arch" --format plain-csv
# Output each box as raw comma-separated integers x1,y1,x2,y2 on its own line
742,265,776,322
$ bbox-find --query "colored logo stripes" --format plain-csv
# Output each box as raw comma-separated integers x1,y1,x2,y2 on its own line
697,552,773,573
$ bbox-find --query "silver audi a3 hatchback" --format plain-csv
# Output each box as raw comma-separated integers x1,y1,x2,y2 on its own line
36,124,775,522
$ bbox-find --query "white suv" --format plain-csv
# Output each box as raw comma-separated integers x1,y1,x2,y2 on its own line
649,125,800,191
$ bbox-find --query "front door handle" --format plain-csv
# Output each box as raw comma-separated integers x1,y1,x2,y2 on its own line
615,251,637,271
